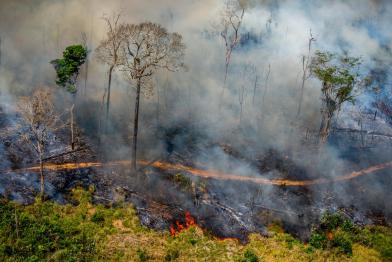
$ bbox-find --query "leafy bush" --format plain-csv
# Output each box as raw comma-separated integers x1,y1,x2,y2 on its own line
137,248,150,262
309,232,327,249
241,249,259,262
0,200,97,261
91,211,105,223
172,173,192,191
332,233,352,256
164,248,180,261
319,212,344,231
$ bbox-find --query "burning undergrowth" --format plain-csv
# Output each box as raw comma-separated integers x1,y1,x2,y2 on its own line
1,110,392,243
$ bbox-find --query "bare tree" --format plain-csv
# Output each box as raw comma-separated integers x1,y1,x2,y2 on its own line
17,88,61,198
81,32,90,96
119,22,185,170
238,63,256,125
0,36,2,67
296,29,316,118
252,73,259,105
217,0,245,103
95,13,123,122
261,63,271,112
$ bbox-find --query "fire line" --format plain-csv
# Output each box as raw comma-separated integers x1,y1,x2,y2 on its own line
4,160,392,187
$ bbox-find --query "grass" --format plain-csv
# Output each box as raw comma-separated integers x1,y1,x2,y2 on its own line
0,188,390,261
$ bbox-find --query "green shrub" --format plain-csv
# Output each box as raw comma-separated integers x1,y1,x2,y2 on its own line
241,249,259,262
0,199,97,261
309,232,327,249
172,173,192,191
320,212,344,231
137,248,150,262
165,248,180,261
91,211,105,223
360,226,392,261
332,233,352,256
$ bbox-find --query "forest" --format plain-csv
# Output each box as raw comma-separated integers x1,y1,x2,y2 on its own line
0,0,392,261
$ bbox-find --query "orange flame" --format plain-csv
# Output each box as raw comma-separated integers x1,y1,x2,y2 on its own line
170,211,196,236
5,160,392,187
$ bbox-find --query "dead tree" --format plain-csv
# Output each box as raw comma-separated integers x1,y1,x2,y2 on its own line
0,36,2,67
17,88,62,198
238,83,246,125
252,74,259,105
296,29,316,118
261,63,271,113
81,32,90,96
119,22,185,171
238,63,256,125
95,13,123,122
217,0,245,104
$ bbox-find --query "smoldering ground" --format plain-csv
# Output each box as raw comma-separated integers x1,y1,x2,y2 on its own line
0,0,392,238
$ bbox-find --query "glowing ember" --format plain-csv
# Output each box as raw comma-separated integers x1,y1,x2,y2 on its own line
4,159,392,187
170,211,196,236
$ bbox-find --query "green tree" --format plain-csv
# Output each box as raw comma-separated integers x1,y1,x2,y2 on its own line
310,51,361,144
51,44,87,93
51,44,87,150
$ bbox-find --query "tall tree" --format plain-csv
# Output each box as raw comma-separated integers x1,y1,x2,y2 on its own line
296,30,316,118
17,88,61,198
217,0,245,105
119,22,185,170
0,36,2,67
51,44,87,149
95,13,123,122
81,32,90,96
310,51,361,144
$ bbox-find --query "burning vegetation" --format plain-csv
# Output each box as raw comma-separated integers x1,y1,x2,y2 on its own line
1,0,392,261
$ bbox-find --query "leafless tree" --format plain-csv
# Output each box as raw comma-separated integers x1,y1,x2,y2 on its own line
81,32,90,96
296,29,316,118
217,0,245,104
261,63,271,112
95,12,123,122
252,73,259,105
238,63,256,125
119,22,185,170
17,88,62,198
0,36,2,67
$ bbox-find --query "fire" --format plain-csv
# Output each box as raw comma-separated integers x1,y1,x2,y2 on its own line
5,159,392,187
170,211,196,236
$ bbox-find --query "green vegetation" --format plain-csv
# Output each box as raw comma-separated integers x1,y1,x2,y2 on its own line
51,44,87,93
310,50,363,143
309,212,392,260
0,190,390,261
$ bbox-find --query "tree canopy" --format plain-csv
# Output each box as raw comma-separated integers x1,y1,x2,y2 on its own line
51,45,88,93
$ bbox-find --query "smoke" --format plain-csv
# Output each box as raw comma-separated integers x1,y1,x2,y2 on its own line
1,0,392,232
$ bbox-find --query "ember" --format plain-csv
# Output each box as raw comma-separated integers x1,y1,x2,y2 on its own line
6,160,392,187
170,211,196,236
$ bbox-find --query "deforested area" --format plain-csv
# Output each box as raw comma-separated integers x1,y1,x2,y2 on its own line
1,0,392,261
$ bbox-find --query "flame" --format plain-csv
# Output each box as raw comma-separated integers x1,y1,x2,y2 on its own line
4,159,392,187
170,211,196,236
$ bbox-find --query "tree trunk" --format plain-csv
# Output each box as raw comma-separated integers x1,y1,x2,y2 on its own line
131,78,142,171
252,75,258,105
70,104,75,150
319,110,332,145
84,56,89,95
296,57,306,118
106,65,114,123
0,37,2,68
39,154,44,199
219,55,231,109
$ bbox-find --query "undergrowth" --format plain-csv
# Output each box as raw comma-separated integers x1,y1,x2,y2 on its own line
0,188,390,261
